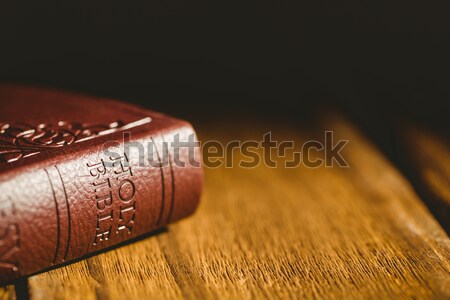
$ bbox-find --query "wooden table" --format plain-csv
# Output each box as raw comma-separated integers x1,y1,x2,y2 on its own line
1,112,449,300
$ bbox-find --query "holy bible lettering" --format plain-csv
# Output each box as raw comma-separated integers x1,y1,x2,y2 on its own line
87,152,137,245
0,84,203,284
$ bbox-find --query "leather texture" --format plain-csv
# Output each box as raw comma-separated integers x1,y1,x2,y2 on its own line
0,84,203,284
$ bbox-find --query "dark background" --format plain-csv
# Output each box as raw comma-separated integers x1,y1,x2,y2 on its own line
0,1,449,149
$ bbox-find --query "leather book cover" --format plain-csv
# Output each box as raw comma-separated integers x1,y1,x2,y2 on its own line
0,84,203,284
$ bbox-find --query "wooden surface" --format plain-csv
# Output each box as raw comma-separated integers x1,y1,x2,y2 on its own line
2,113,450,300
400,124,450,232
0,285,14,300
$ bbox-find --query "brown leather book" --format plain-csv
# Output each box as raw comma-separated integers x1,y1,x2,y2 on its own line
0,84,203,284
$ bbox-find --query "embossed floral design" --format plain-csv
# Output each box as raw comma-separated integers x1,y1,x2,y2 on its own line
0,121,125,163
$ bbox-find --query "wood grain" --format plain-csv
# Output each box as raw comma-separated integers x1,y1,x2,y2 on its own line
0,286,14,300
8,113,450,299
399,124,450,232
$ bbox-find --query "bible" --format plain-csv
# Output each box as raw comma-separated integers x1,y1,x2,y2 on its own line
0,84,203,284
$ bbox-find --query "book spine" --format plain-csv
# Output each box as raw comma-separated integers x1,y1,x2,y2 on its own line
0,123,203,284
